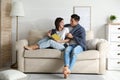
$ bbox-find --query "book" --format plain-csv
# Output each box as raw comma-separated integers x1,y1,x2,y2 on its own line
51,34,61,41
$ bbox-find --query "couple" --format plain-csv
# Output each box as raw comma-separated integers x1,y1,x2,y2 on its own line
25,14,86,78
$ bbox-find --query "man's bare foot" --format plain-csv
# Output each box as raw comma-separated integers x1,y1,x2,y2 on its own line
24,46,33,50
63,66,71,79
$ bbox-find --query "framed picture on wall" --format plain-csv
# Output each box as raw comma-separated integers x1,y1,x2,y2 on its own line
73,6,91,31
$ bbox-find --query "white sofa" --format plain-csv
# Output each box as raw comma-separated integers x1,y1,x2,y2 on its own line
16,29,108,74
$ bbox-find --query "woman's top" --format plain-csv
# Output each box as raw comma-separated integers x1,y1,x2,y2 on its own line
51,28,69,43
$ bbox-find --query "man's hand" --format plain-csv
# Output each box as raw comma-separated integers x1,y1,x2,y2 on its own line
67,33,73,39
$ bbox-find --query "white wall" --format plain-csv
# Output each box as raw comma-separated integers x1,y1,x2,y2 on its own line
12,0,120,63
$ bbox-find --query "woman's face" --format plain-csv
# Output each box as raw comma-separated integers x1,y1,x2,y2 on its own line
59,20,64,29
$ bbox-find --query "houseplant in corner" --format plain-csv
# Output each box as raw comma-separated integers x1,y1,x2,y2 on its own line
109,15,117,23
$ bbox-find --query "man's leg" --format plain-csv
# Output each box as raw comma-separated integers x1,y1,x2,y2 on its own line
69,45,83,70
64,46,73,67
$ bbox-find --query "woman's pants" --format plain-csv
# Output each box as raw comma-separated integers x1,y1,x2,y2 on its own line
64,44,83,70
37,37,65,50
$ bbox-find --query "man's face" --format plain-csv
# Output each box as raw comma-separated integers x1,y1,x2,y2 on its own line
70,18,79,27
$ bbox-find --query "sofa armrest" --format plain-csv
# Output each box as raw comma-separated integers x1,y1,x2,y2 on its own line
96,39,109,74
16,39,28,72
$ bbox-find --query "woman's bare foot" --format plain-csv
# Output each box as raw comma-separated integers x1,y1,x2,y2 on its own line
24,44,39,50
24,46,33,50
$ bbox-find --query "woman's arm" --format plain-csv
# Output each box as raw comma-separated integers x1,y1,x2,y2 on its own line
56,39,70,43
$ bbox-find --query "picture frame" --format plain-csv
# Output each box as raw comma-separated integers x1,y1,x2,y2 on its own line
73,6,91,31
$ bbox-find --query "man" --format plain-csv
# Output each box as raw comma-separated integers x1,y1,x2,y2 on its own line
63,14,86,78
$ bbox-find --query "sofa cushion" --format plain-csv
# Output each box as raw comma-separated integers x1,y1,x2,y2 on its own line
25,49,99,60
24,49,61,59
77,50,99,60
61,50,99,60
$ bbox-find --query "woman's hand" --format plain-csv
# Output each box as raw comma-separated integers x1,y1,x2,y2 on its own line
47,30,51,37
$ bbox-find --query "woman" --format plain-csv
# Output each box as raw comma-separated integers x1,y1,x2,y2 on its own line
25,17,70,50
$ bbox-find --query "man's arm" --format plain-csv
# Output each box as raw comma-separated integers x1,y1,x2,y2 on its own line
73,29,86,45
66,27,86,45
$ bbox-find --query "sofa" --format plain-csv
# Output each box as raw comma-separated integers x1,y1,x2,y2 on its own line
16,29,108,74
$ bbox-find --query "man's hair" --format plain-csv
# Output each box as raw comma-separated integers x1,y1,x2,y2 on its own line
55,17,63,30
71,14,80,21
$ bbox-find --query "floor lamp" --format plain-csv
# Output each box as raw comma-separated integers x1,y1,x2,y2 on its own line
10,1,25,68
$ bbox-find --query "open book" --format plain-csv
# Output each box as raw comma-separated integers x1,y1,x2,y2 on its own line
51,34,61,41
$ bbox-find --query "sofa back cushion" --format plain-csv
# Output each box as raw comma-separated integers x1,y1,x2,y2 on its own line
28,29,48,45
28,29,94,45
86,30,94,40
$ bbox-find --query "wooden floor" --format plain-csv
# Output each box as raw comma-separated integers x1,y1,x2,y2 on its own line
26,71,120,80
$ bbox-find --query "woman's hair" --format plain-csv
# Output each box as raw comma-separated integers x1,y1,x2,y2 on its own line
55,17,64,30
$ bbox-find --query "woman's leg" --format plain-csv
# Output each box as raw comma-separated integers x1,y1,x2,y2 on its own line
25,37,49,50
69,45,83,70
63,46,73,78
37,37,49,45
40,39,65,50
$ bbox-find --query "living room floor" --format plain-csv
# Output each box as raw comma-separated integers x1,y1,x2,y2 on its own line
27,71,120,80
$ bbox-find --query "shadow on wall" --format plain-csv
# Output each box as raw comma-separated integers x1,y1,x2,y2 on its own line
19,19,54,40
95,24,106,39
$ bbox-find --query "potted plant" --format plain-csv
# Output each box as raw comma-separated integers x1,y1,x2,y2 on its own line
109,15,117,23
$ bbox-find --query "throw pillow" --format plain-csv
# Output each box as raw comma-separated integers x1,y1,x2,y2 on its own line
86,39,99,50
0,69,28,80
